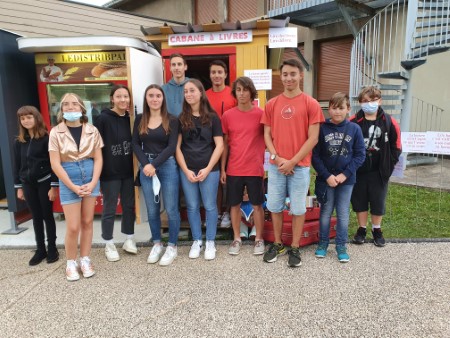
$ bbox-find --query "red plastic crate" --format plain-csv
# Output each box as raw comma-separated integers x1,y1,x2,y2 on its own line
263,218,337,247
282,207,320,222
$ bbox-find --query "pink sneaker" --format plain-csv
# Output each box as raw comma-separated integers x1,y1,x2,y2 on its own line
66,260,80,282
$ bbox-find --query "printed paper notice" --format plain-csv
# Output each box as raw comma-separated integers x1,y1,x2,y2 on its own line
427,132,450,155
244,69,272,90
269,27,298,48
401,132,427,153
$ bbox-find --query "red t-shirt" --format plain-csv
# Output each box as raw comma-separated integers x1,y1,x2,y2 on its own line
222,106,265,177
261,92,324,167
206,86,237,119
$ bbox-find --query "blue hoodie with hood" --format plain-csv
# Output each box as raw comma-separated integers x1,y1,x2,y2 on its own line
162,77,190,117
312,118,366,185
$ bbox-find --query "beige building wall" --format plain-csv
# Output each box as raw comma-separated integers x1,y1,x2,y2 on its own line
411,52,450,132
110,0,266,25
0,0,171,38
115,0,193,23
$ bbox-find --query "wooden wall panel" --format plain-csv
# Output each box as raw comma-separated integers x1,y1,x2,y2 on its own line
0,0,166,38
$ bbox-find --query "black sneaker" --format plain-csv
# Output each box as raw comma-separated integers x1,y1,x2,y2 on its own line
372,229,386,247
29,250,47,266
47,248,60,264
352,227,367,244
263,243,286,263
287,247,302,267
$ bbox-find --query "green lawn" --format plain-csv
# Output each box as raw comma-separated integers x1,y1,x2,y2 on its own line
347,183,450,239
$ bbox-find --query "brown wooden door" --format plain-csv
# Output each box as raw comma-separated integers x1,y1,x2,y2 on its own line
316,36,353,101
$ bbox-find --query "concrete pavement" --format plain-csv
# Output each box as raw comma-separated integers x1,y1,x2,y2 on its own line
0,236,449,337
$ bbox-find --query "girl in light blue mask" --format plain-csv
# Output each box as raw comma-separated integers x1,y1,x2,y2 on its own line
49,93,104,281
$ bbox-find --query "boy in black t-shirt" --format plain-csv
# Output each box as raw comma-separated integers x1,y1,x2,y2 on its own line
350,86,402,247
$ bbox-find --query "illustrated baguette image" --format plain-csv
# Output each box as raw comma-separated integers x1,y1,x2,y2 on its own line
91,62,127,78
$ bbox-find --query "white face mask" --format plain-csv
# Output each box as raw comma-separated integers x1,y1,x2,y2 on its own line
361,101,379,114
153,174,161,203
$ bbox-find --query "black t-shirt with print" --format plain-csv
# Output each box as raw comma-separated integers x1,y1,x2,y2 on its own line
361,119,381,172
179,114,223,171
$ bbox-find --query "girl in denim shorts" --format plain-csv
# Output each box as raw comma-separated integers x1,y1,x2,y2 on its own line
49,93,104,281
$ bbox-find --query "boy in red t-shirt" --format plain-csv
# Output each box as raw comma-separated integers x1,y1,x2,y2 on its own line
261,58,324,268
221,77,266,256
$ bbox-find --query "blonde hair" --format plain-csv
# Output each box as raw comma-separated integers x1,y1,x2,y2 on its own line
57,93,88,123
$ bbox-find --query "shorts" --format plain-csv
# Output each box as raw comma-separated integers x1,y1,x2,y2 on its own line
59,159,100,205
226,175,264,207
351,171,388,215
266,164,310,216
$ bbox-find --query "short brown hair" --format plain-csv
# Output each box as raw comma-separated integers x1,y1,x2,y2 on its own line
169,53,186,65
358,86,382,102
279,58,304,73
209,60,227,73
232,76,257,101
329,92,350,109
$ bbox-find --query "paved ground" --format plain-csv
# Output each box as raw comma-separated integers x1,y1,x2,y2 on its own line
1,242,449,338
1,159,449,337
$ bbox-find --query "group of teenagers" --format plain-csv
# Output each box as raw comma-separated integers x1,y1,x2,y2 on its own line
14,53,401,281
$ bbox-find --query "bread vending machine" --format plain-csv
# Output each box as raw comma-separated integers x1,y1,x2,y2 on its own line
18,36,164,217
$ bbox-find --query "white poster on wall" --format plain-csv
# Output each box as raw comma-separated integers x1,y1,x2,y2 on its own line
269,27,298,48
244,69,272,90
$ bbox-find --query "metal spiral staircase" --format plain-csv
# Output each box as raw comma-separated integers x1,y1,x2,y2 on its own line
349,0,450,133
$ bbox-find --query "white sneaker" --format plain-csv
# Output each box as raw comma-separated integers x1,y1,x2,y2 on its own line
80,257,95,278
147,244,164,264
159,246,177,266
66,260,80,282
220,212,231,228
122,238,137,254
189,240,203,259
253,239,265,255
204,240,216,260
105,243,120,262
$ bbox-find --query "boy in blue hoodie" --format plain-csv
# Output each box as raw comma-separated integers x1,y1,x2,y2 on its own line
312,93,365,262
162,53,190,117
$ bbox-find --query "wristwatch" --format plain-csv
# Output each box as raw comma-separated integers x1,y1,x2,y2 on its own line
270,153,277,161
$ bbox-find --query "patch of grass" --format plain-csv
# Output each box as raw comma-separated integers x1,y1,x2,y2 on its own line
351,183,450,239
310,173,450,239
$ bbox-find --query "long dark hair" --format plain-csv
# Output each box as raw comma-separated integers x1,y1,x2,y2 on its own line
16,106,48,142
139,84,170,135
180,79,215,130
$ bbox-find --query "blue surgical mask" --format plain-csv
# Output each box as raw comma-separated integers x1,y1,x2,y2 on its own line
63,112,83,122
361,102,379,114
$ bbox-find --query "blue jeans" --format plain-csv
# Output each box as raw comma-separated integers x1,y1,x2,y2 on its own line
266,164,310,215
180,169,219,241
140,156,180,245
319,183,354,247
